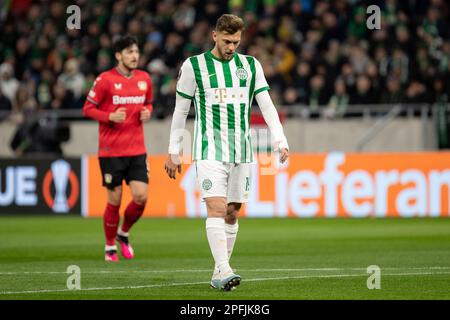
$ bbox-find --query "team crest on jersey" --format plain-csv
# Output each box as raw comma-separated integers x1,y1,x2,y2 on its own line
114,83,122,90
104,174,112,184
236,67,248,80
138,81,147,91
202,179,212,191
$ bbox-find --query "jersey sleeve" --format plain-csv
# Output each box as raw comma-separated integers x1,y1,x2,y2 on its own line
86,75,107,106
145,74,154,112
82,75,110,123
254,58,270,96
176,59,196,100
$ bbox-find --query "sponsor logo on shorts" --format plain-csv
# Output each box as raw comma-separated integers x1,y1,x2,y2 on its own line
104,174,112,184
202,179,212,191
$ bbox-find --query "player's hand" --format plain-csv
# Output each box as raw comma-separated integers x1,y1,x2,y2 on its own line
164,154,182,179
109,107,127,123
140,107,151,122
280,148,289,164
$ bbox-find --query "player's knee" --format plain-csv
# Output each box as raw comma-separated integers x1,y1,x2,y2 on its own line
133,193,147,206
228,202,242,213
225,214,237,224
107,187,123,206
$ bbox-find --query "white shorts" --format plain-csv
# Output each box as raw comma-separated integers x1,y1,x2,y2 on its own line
195,160,252,203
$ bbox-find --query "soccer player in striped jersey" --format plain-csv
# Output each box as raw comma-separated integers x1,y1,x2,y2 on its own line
164,14,289,291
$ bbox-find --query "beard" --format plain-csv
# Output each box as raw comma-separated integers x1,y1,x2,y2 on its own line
123,60,138,70
222,50,233,60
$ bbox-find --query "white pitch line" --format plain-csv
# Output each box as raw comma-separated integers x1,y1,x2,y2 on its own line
0,269,210,275
0,266,449,276
0,280,210,295
242,271,450,283
1,271,450,295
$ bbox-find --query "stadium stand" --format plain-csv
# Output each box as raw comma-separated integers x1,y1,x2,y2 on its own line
0,0,449,148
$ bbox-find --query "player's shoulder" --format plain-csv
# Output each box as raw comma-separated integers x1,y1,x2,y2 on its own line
95,69,116,82
134,69,151,78
132,69,151,83
183,52,207,65
237,53,260,64
99,68,118,77
237,53,253,59
92,70,114,88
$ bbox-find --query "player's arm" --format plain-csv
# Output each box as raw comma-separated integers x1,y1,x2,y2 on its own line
253,59,289,163
165,94,191,179
165,59,196,179
140,74,153,122
82,76,126,124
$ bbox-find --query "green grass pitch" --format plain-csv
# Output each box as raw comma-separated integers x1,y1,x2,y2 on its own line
0,216,449,300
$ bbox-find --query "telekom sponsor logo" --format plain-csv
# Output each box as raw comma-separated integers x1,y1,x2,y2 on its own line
112,95,145,105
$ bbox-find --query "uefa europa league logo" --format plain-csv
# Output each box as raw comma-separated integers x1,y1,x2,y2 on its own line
51,160,71,213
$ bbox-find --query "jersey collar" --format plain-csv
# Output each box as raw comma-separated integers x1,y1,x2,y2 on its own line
115,66,135,79
206,50,234,63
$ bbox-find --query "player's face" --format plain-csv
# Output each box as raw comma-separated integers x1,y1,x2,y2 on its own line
117,44,140,70
213,30,241,60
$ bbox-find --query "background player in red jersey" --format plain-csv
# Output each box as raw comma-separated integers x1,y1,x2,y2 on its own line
82,36,153,262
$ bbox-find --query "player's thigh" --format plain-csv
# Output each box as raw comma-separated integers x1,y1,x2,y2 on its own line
227,163,252,203
106,185,123,206
99,156,126,190
128,180,148,204
195,160,229,199
205,197,227,217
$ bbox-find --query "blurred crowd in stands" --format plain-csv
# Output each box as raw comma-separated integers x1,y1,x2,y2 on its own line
0,0,449,122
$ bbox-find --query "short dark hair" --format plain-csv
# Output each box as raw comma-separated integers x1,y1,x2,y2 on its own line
215,14,245,34
113,35,139,53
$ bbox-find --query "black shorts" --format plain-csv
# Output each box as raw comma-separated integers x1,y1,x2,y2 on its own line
99,154,149,190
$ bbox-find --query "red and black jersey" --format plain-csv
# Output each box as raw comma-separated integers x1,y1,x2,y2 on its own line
83,67,153,157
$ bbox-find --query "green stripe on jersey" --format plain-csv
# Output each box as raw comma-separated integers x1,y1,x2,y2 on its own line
246,56,256,162
227,103,235,163
205,53,218,88
176,90,193,100
212,104,222,161
205,53,221,160
192,99,199,159
254,86,270,96
190,56,208,159
233,55,247,87
222,62,233,87
240,103,246,162
246,56,256,103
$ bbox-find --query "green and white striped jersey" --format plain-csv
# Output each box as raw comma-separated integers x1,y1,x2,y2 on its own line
176,50,270,163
